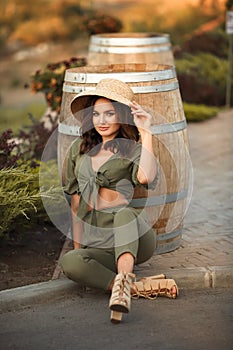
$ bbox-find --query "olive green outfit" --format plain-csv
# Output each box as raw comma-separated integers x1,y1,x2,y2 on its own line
61,138,158,290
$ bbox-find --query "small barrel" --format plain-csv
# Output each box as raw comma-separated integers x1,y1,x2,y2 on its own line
58,63,191,254
88,32,174,66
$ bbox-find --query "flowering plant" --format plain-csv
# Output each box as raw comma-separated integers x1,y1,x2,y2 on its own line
29,57,87,112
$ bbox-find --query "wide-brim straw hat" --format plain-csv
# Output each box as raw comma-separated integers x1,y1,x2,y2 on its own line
70,78,134,119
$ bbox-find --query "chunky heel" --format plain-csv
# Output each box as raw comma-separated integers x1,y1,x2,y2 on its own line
110,310,123,324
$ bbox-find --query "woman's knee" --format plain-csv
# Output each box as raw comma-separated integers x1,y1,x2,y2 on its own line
136,229,156,264
61,250,86,281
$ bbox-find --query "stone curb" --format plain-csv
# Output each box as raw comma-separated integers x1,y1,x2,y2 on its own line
0,278,77,314
1,265,233,314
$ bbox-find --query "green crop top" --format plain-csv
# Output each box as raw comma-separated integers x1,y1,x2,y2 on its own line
63,138,158,221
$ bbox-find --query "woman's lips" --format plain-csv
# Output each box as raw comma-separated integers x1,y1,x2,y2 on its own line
98,127,109,131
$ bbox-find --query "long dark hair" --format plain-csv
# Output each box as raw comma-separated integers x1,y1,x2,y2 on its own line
79,96,139,156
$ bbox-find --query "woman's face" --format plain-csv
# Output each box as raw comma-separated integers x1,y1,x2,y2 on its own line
92,98,120,141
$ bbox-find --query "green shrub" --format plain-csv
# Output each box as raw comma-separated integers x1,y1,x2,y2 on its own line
0,160,66,239
176,53,230,106
0,162,41,237
176,29,229,59
183,102,219,122
0,124,67,238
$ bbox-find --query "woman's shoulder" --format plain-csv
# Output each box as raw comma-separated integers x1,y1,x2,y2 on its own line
68,137,83,158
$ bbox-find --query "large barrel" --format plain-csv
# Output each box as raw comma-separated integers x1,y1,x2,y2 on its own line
58,63,191,254
88,33,174,66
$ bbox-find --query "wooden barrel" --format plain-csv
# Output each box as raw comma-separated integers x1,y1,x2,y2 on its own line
88,32,174,66
58,63,191,254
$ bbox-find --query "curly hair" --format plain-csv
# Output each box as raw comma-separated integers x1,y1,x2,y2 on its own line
79,96,139,156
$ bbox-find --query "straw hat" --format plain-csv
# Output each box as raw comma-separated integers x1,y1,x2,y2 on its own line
70,78,134,119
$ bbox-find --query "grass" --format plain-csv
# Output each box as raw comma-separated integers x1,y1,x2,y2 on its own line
0,101,47,133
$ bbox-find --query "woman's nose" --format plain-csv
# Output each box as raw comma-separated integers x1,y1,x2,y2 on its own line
99,114,106,124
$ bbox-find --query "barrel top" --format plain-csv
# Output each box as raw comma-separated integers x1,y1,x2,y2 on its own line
64,66,177,84
90,32,170,46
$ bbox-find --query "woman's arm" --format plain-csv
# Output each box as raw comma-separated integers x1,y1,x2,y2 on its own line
71,193,83,249
130,101,157,185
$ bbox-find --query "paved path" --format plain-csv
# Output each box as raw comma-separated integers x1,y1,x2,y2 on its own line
151,109,233,272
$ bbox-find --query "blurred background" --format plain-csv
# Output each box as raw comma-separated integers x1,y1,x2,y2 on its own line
0,0,231,132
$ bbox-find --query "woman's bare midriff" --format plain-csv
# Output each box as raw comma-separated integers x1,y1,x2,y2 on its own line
87,187,128,212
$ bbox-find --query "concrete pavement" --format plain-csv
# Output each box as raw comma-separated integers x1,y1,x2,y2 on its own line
1,288,232,350
0,109,233,313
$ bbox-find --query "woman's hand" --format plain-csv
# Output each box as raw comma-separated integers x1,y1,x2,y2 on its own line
129,101,152,135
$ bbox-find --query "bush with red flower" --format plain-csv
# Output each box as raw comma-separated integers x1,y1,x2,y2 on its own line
29,57,87,113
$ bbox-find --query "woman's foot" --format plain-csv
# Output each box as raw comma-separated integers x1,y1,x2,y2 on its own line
109,271,135,323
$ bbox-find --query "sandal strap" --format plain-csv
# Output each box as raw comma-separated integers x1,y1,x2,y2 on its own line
131,278,178,299
139,273,166,280
109,272,135,311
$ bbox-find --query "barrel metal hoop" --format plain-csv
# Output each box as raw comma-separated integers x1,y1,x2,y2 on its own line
89,44,171,54
90,35,170,46
64,68,177,83
62,85,89,94
58,122,81,136
64,72,87,83
131,188,188,207
151,119,187,135
154,238,181,254
132,81,179,93
63,81,179,94
156,228,183,242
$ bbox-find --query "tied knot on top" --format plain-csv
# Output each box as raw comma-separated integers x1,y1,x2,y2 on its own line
95,172,110,188
81,172,110,195
77,172,110,222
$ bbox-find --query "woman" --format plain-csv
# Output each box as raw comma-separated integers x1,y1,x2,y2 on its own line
61,78,178,324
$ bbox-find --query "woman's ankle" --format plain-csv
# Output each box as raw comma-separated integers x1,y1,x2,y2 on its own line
108,278,115,291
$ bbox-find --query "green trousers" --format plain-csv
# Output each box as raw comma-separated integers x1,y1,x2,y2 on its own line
61,206,156,290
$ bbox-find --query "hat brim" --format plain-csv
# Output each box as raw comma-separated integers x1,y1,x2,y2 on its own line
70,88,132,118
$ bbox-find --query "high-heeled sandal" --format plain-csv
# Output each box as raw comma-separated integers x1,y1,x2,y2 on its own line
109,271,135,324
131,277,178,299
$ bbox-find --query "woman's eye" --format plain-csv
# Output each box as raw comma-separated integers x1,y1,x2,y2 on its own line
92,111,115,118
106,112,115,117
